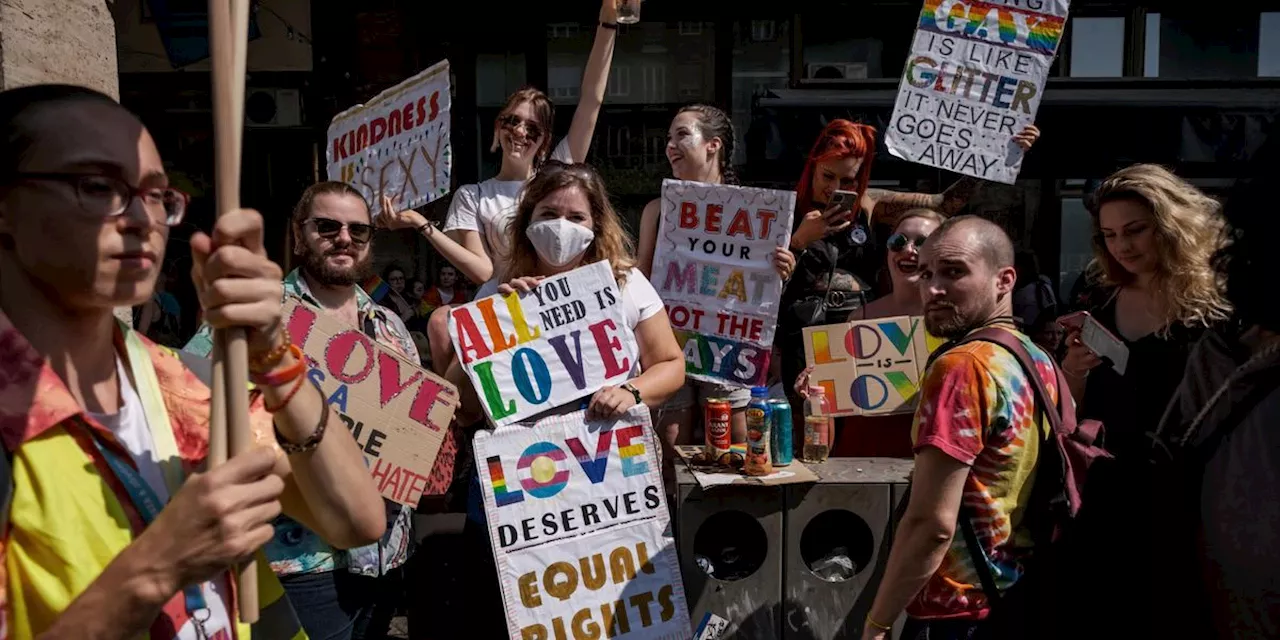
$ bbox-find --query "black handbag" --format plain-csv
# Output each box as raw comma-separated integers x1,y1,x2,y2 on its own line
787,241,868,328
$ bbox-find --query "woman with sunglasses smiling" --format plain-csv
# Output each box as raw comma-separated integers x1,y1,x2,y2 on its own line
382,0,619,376
794,208,945,458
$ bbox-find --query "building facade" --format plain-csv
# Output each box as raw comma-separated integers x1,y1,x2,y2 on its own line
113,1,1280,302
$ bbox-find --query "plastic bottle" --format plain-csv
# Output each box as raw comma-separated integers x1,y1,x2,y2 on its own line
744,387,773,476
803,386,832,463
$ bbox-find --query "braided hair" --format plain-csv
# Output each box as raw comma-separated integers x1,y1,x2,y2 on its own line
677,104,738,185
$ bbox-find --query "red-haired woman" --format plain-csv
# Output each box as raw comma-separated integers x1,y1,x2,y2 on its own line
384,0,619,375
777,119,1038,455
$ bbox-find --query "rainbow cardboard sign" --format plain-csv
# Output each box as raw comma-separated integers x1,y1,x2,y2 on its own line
449,260,639,427
284,297,459,507
475,405,690,639
801,316,948,416
651,180,795,388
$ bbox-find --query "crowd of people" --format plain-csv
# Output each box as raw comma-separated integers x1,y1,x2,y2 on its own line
2,0,1278,638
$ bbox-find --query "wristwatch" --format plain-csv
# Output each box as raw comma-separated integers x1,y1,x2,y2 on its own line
621,382,642,405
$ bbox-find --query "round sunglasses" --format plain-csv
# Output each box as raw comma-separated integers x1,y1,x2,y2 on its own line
887,232,928,253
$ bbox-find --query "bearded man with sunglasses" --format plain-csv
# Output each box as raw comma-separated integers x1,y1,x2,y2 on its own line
186,181,458,640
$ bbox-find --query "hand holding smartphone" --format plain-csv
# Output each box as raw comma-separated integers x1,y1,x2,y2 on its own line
827,190,858,217
1056,311,1130,375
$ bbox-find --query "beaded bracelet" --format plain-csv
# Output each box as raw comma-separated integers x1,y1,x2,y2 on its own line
250,344,305,387
249,328,293,373
275,382,329,455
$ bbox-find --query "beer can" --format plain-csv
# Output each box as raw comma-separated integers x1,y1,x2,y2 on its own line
704,398,733,460
768,399,794,466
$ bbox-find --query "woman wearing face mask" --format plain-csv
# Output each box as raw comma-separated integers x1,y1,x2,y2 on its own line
446,162,685,637
382,0,618,374
634,104,797,464
794,208,945,457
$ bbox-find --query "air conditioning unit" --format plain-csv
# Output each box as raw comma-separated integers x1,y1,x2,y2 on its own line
245,88,303,128
804,62,870,83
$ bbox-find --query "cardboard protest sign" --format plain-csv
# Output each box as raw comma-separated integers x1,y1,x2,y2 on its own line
652,180,795,388
284,298,459,506
326,59,452,217
885,0,1069,184
449,260,638,427
801,316,948,417
475,406,691,640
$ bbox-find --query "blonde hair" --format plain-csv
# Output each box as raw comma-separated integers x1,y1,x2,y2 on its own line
895,207,946,231
506,161,636,284
1089,164,1229,334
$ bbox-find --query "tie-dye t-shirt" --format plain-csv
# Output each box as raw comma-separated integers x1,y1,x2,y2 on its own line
908,326,1056,620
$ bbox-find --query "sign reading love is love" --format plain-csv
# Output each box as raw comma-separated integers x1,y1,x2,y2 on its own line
801,316,948,416
449,260,639,427
475,406,691,640
284,298,459,506
651,180,795,388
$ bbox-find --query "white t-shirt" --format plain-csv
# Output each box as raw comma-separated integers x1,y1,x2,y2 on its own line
443,139,573,280
89,359,235,640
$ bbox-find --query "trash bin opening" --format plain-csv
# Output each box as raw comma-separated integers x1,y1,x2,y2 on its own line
692,510,768,583
799,509,875,583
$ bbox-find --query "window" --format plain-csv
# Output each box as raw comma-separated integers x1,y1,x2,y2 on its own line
547,55,583,105
1058,195,1093,301
607,126,631,158
547,23,580,39
642,64,667,102
475,53,526,107
1260,12,1280,76
801,6,915,80
1069,17,1126,77
678,21,703,36
1144,11,1263,78
733,19,790,165
608,66,632,98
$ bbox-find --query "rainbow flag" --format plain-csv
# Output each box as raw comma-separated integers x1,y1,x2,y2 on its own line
362,275,390,303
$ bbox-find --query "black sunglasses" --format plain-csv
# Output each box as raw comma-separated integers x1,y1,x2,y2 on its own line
307,217,374,244
887,232,928,253
499,113,544,143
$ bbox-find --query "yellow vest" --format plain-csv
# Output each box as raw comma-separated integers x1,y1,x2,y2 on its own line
2,323,306,639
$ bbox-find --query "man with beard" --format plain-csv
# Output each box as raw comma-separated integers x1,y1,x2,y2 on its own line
860,216,1057,640
185,181,457,640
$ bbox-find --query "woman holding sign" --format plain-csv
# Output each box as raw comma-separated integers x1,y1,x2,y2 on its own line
635,104,797,464
384,0,621,377
794,208,945,457
446,161,686,637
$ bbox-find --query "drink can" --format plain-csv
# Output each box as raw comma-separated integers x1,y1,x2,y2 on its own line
704,398,733,460
768,399,793,466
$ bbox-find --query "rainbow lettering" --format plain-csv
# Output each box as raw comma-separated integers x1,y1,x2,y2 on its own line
674,329,770,387
615,426,649,477
487,455,525,507
919,0,1064,56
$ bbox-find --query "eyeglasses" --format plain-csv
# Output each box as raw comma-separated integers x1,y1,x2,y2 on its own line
10,172,188,226
887,232,928,253
307,217,374,244
499,113,543,143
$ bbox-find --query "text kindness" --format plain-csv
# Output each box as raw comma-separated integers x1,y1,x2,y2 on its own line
450,261,637,426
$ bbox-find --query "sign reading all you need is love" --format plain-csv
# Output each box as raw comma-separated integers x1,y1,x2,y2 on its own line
449,260,639,427
284,298,460,507
476,405,691,640
651,180,795,388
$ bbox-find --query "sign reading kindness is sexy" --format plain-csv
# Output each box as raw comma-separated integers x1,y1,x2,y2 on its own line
475,406,690,640
449,260,638,426
651,180,795,388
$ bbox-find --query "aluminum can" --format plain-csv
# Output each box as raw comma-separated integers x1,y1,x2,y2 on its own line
704,398,733,460
768,399,794,466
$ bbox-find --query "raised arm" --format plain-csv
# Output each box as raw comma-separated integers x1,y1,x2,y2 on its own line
637,198,661,278
382,193,495,284
562,0,619,162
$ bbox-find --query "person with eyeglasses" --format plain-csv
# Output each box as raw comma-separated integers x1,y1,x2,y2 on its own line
0,84,389,638
186,181,457,640
793,208,945,457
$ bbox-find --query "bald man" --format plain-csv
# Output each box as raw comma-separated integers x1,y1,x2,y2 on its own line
861,215,1059,640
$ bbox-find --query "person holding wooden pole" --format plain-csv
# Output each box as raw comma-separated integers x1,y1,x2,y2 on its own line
0,84,386,639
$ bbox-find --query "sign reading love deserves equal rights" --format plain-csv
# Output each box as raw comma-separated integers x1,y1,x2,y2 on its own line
885,0,1069,184
449,260,639,427
284,298,459,506
652,180,795,388
327,59,452,217
475,405,691,640
802,316,948,416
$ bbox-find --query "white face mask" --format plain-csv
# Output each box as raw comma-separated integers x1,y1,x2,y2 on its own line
525,218,595,268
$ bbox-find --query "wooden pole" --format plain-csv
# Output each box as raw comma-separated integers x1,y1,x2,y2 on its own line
208,0,258,623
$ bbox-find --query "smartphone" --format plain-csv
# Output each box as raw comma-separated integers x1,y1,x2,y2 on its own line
1058,311,1130,375
828,190,859,214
